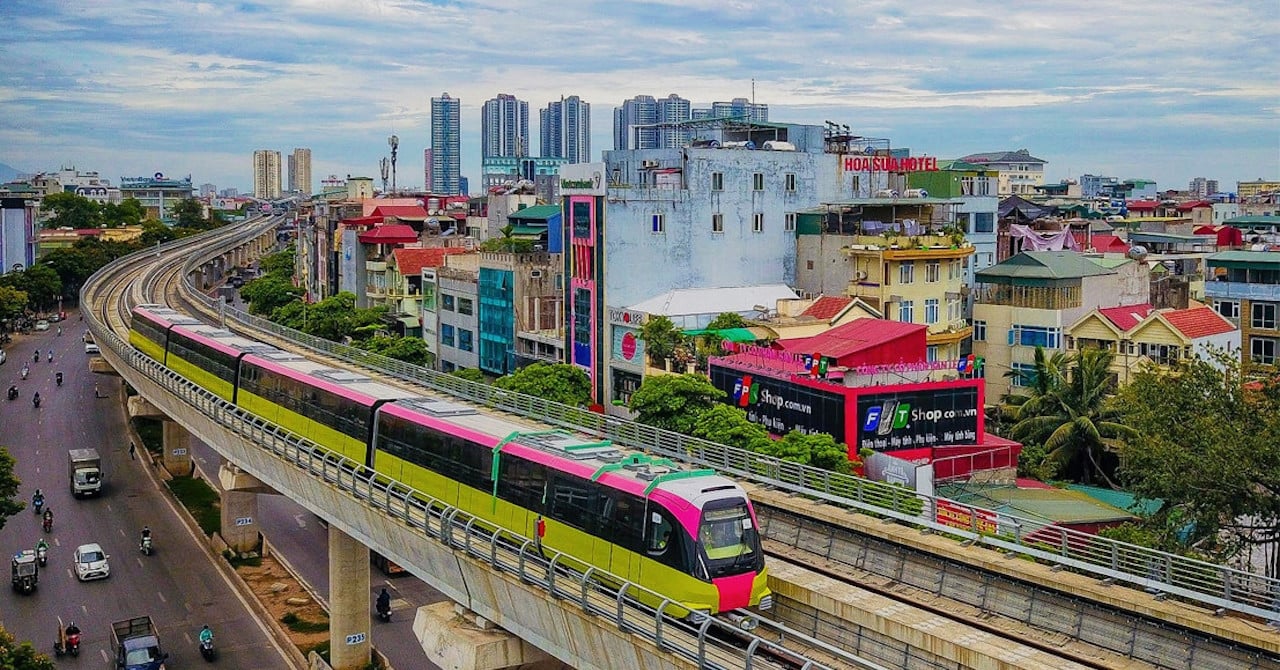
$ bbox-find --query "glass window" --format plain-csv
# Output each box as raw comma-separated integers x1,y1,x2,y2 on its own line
925,298,939,324
927,345,939,362
651,214,665,234
1009,324,1061,348
441,324,455,347
926,261,940,283
697,502,760,578
974,212,995,233
752,173,764,191
1252,302,1276,330
973,320,987,341
1214,300,1239,319
458,329,474,352
711,172,723,191
458,298,473,316
784,213,796,231
752,213,763,233
898,300,914,323
898,263,914,284
572,201,592,237
1252,337,1277,365
442,294,455,312
1010,362,1036,387
785,173,796,192
712,213,724,233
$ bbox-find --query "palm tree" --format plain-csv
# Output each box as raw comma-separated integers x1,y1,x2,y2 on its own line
1009,347,1135,486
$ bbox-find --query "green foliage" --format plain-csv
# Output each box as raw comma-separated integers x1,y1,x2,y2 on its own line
0,286,28,321
451,368,488,384
355,335,433,367
0,623,55,670
1006,346,1133,485
41,192,102,229
241,276,302,316
493,363,592,407
271,292,384,342
0,264,62,310
629,373,724,434
761,431,853,474
478,237,535,253
0,448,25,531
40,235,137,299
638,315,684,366
139,219,177,246
101,198,145,228
1117,353,1280,558
259,246,296,279
280,612,329,634
689,404,773,452
166,476,220,536
705,312,747,331
170,198,224,231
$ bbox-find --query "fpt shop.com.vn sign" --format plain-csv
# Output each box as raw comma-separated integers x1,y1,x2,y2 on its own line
856,383,981,451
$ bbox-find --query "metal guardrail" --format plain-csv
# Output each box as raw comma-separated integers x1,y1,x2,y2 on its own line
192,287,1280,625
82,245,875,670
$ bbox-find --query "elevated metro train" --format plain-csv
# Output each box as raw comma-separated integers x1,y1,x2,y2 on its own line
130,305,772,618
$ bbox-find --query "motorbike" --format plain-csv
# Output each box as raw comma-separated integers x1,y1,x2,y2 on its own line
199,636,216,661
140,535,153,556
42,516,52,533
375,597,392,623
36,546,47,566
32,394,40,409
20,366,28,380
55,372,63,387
53,619,81,657
46,352,52,363
32,498,42,515
7,386,16,401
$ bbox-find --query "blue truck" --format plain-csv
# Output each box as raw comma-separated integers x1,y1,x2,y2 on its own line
111,616,168,670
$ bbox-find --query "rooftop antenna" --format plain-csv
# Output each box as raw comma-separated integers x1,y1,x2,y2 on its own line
388,134,399,193
379,157,389,193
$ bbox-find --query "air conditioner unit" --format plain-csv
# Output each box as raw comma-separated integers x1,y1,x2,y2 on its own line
854,270,868,281
530,269,543,279
641,160,659,169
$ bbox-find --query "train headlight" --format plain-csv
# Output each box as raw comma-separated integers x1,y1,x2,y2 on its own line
726,611,759,631
758,594,774,611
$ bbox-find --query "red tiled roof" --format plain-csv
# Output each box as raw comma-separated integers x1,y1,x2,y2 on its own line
357,224,418,244
1079,233,1127,252
391,247,471,275
1162,307,1236,340
370,205,428,219
1175,200,1212,211
1126,200,1159,210
341,215,383,227
776,318,926,359
800,296,853,320
1098,303,1155,331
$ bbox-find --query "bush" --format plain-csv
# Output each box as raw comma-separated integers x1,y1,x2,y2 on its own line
281,612,329,634
166,476,220,535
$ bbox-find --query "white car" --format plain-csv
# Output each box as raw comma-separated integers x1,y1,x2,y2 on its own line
0,348,6,365
73,543,110,581
34,320,49,332
85,341,100,354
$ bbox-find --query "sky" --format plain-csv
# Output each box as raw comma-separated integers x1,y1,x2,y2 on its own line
1,0,1277,196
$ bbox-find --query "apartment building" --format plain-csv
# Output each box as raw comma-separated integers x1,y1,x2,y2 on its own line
1067,304,1238,384
1206,250,1280,367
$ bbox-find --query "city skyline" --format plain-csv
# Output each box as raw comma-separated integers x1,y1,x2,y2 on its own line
1,1,1276,194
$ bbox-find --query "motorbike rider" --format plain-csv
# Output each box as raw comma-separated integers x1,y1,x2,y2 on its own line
65,621,80,640
140,526,152,547
42,507,52,530
33,350,39,363
32,391,40,408
376,588,391,615
56,372,63,386
199,624,213,645
20,364,28,379
32,489,43,509
7,385,17,399
46,351,52,363
36,537,48,555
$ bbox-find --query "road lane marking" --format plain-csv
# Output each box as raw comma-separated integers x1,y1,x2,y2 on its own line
135,557,143,568
294,514,306,529
81,604,87,614
157,591,167,603
106,503,113,512
100,649,109,663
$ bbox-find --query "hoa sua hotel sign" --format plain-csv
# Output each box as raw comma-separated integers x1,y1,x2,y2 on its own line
844,156,939,172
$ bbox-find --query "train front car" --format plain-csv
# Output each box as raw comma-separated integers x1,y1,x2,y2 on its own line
651,476,772,619
128,304,200,363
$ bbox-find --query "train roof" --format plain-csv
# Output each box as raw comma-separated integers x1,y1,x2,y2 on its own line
132,304,201,327
242,351,411,403
171,324,281,357
382,398,733,500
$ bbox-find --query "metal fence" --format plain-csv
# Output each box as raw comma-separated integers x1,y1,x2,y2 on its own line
175,228,1280,625
83,264,878,670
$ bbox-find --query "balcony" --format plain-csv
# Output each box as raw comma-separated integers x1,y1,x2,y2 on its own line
606,187,689,202
840,234,973,260
1204,281,1280,302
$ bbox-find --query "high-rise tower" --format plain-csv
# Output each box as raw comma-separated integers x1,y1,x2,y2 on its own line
252,149,282,199
430,93,461,195
540,96,591,163
613,95,657,150
481,94,529,159
288,148,312,196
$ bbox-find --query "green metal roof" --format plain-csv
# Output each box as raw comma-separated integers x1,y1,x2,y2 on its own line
683,327,758,342
936,484,1139,525
935,159,990,172
509,225,547,236
817,197,962,206
1225,215,1280,228
1128,232,1212,243
1087,257,1131,269
1207,250,1280,268
1066,484,1162,516
507,205,561,221
976,251,1117,281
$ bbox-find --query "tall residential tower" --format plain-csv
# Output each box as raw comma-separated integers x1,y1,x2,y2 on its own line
252,149,282,199
287,148,312,196
540,95,591,163
430,93,461,195
481,94,529,159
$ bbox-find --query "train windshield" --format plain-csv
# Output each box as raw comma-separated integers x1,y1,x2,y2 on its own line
697,501,761,578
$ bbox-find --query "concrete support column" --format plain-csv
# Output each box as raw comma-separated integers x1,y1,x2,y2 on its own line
328,526,370,670
219,489,260,552
161,420,193,476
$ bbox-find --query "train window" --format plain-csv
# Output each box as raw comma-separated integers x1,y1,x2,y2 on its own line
645,507,690,571
453,437,490,490
605,492,644,552
549,473,598,533
497,456,546,511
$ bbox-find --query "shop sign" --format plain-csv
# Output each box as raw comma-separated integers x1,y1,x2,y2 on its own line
559,162,606,196
936,500,1000,535
611,326,644,365
709,365,845,439
856,384,980,451
609,308,645,325
843,156,939,172
851,356,984,377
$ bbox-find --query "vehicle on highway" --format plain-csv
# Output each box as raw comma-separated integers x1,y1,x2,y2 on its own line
130,305,772,619
111,616,168,670
0,348,6,365
34,319,49,331
85,341,100,354
73,543,110,581
11,550,38,594
69,448,103,497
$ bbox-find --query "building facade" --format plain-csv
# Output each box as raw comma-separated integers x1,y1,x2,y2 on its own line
431,93,462,195
253,150,282,199
481,94,529,159
1189,177,1219,198
1237,180,1280,200
480,156,568,202
288,148,312,196
0,197,36,273
119,175,195,220
1068,304,1238,385
540,96,591,164
1206,251,1280,368
433,255,481,372
909,160,1000,314
613,95,657,150
957,149,1046,197
706,98,768,122
655,94,692,148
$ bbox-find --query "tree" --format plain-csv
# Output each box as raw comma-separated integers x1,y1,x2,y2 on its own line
1118,353,1280,561
0,265,62,311
171,198,216,231
451,368,488,384
0,622,55,670
270,292,384,342
629,373,723,434
639,315,684,367
139,219,177,246
705,312,747,331
1007,347,1135,486
690,404,773,453
0,448,25,529
760,431,854,474
479,225,535,253
101,198,145,228
258,246,296,279
240,276,302,316
0,286,28,322
356,335,433,367
493,363,592,407
40,192,102,229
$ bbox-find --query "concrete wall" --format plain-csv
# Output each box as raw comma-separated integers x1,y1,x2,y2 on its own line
438,267,480,371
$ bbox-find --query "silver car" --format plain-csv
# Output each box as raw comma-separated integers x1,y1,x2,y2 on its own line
73,543,111,581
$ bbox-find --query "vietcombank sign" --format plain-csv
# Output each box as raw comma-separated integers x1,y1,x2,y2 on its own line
855,381,983,452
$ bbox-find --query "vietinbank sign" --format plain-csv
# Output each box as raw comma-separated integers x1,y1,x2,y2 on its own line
844,156,939,172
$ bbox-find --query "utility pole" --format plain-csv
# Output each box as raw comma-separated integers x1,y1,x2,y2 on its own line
388,135,399,193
